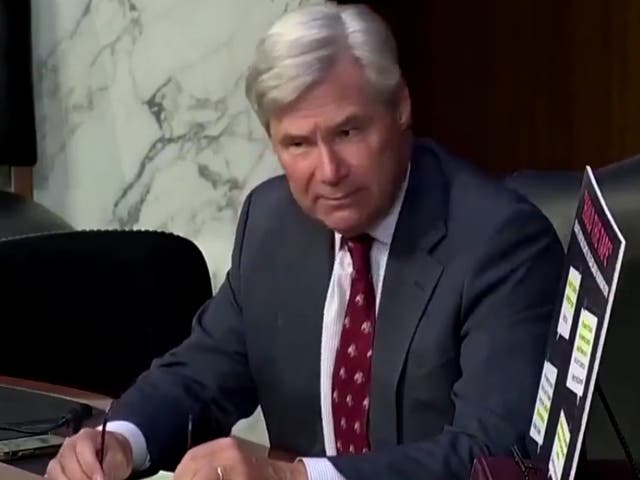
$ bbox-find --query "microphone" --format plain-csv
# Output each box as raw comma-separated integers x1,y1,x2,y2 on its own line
60,403,94,433
0,402,94,436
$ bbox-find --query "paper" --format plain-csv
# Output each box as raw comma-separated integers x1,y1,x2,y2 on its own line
566,308,598,400
529,361,558,450
549,411,571,480
144,471,173,479
557,267,581,340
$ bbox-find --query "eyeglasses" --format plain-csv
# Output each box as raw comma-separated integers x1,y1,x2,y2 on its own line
511,445,538,480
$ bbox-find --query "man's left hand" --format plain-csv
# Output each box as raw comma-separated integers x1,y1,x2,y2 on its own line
173,437,309,480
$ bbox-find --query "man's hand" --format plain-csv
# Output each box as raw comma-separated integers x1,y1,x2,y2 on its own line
45,428,133,480
174,437,308,480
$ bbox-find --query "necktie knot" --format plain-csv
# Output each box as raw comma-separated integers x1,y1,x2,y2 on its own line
345,234,372,277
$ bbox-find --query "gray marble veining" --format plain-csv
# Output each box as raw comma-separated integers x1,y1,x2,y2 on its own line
31,0,324,444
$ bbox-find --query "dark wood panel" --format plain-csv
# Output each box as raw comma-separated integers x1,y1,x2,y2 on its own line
340,1,640,174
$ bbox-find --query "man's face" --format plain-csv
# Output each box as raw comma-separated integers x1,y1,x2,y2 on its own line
269,55,411,237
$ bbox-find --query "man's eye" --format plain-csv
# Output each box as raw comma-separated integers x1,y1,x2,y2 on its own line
338,126,360,139
287,140,307,150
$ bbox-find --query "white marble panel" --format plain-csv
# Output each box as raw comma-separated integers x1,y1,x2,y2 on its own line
31,0,324,445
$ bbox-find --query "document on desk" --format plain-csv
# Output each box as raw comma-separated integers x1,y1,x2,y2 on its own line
145,471,173,479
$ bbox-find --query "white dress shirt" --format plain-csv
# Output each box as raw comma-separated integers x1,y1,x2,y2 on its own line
104,169,409,479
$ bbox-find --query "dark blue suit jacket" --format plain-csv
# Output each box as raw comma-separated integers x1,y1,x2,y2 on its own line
110,138,565,479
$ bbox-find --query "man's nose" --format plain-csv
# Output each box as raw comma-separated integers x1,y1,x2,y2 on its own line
318,141,347,185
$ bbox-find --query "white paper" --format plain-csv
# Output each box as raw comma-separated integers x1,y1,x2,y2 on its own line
566,308,598,400
557,266,581,340
145,471,173,479
529,361,558,450
549,411,571,480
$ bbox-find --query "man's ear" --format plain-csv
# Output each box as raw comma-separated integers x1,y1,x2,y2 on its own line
396,80,412,131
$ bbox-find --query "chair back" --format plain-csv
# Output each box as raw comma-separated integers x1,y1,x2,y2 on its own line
0,230,213,398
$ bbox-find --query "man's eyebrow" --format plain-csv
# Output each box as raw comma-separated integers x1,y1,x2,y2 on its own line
334,114,367,129
276,114,369,144
279,132,312,144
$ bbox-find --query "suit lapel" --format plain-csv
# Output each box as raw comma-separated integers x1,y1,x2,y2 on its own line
369,148,448,448
275,206,333,454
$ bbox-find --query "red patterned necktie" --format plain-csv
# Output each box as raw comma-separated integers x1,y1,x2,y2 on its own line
331,234,375,454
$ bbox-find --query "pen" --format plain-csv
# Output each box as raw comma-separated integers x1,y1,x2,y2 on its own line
98,403,111,469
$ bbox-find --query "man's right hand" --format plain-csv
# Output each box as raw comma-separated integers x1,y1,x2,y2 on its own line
45,428,134,480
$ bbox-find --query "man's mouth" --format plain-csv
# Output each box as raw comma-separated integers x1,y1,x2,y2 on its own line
321,190,359,202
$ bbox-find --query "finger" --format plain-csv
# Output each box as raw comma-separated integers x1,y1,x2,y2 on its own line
45,458,70,480
175,438,244,480
101,442,131,480
174,444,213,479
174,452,216,480
75,434,104,480
173,456,197,480
209,463,249,480
57,438,92,480
187,457,252,480
191,464,231,480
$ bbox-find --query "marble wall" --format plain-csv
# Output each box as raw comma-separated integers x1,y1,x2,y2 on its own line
31,0,323,444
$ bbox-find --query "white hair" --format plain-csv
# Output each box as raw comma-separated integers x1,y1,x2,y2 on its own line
245,3,401,131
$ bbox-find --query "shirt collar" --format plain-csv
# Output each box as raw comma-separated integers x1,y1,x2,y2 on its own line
334,163,411,252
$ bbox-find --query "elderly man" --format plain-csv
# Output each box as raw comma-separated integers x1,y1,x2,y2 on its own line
47,3,563,480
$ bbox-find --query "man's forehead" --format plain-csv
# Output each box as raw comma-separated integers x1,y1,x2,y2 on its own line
271,96,379,133
270,107,370,138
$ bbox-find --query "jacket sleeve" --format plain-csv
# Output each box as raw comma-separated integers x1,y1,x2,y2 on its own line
330,205,565,480
108,193,258,473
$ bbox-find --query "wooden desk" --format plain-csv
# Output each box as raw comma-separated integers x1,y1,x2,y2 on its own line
0,377,287,478
0,376,111,412
0,376,112,479
0,462,43,480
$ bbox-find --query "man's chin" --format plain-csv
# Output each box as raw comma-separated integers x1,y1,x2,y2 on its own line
319,213,367,237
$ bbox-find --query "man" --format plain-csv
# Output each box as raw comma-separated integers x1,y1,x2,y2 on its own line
47,4,564,480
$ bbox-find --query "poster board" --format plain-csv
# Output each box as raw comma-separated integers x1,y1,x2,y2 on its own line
527,166,626,480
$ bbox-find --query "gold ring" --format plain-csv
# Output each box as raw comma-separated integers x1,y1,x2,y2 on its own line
217,465,224,480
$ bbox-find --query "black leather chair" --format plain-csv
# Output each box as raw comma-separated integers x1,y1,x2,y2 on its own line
0,230,213,398
506,155,640,461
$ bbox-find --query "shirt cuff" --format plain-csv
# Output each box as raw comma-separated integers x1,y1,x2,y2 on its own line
299,457,346,480
97,420,150,471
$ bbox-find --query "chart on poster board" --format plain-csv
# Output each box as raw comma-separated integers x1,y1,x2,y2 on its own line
527,166,626,480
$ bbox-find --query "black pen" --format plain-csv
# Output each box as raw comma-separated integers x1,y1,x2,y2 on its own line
98,403,111,469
